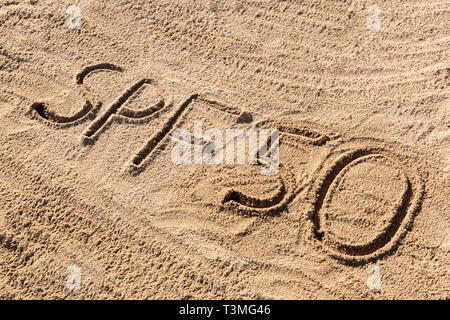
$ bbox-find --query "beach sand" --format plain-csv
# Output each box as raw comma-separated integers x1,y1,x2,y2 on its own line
0,0,448,299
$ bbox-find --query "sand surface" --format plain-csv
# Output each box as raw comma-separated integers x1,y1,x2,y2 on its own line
0,0,449,299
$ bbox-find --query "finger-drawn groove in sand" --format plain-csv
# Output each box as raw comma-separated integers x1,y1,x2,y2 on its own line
254,120,332,146
29,64,168,142
26,64,425,262
75,63,124,85
309,147,424,262
82,78,166,143
128,95,252,170
221,129,424,261
30,63,123,125
30,101,96,124
222,183,287,208
221,120,334,214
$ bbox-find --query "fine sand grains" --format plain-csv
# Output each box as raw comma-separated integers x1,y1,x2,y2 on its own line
0,0,448,299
